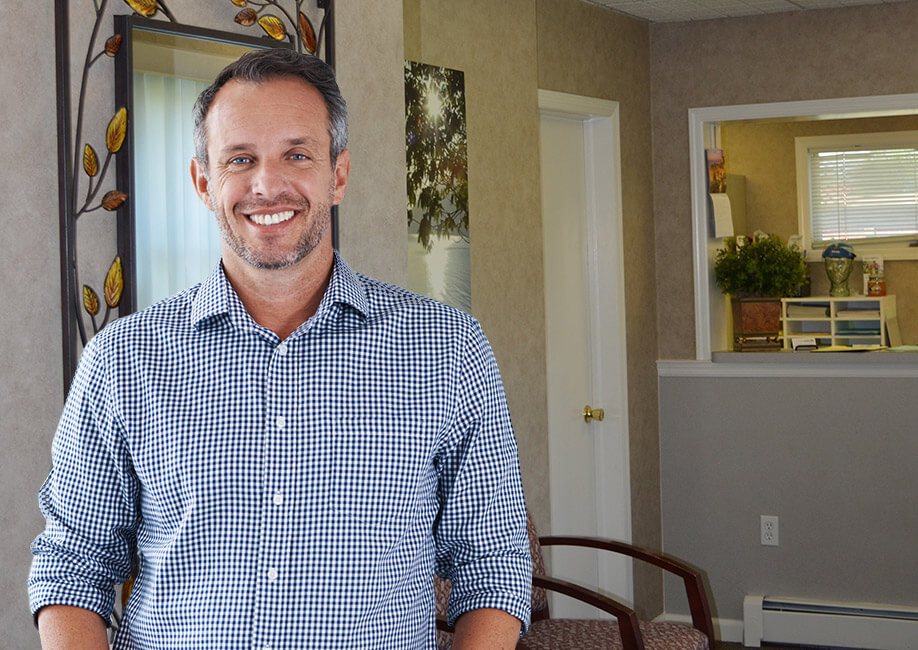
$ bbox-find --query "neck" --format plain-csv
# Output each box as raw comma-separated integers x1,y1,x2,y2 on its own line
222,244,335,340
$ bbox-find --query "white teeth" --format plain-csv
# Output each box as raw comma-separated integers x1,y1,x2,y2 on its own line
248,210,295,225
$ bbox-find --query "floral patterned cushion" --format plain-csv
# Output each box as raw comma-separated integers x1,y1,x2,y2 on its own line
436,513,709,650
517,619,709,650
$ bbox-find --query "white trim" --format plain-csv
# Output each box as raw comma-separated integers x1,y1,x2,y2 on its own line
689,93,918,361
744,594,918,649
539,90,633,602
657,358,918,378
538,89,618,119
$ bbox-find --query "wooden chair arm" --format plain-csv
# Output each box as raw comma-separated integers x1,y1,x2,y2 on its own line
539,536,714,647
532,575,644,650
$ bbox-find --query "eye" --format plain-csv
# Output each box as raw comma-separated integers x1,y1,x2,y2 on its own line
289,152,312,161
229,155,252,165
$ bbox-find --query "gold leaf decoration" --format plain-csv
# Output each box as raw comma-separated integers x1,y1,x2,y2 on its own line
83,285,100,317
104,34,123,57
104,256,123,309
83,144,99,178
230,0,247,6
106,108,128,154
102,190,128,211
122,0,157,18
258,15,287,41
298,12,317,54
234,8,257,27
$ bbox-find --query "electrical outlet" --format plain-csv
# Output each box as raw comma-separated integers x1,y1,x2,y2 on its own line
761,515,779,546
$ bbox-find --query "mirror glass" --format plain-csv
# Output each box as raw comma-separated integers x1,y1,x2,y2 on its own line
117,18,285,312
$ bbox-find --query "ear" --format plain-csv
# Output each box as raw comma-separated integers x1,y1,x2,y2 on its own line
190,157,213,210
332,149,350,206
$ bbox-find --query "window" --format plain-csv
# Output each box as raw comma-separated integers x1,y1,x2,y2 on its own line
796,130,918,261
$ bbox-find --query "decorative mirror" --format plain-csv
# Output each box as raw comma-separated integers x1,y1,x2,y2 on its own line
114,16,290,315
55,1,334,393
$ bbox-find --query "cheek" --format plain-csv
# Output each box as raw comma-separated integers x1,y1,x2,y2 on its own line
212,177,244,207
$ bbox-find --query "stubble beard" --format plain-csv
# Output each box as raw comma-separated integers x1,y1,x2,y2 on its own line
211,185,333,271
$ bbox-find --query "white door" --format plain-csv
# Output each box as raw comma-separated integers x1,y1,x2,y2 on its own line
539,90,632,617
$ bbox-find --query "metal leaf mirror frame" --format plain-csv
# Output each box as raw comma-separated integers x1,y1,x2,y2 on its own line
55,0,335,395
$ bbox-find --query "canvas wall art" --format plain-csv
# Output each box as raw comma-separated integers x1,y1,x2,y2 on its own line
404,60,470,312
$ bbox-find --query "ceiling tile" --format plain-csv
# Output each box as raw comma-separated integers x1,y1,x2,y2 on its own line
591,0,911,22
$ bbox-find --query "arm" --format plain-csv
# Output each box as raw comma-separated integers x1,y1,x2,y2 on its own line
435,320,532,634
28,338,138,633
37,606,109,650
452,608,521,649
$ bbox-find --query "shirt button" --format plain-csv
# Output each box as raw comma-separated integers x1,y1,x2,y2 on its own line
273,491,283,506
275,415,286,430
267,567,279,582
276,342,288,356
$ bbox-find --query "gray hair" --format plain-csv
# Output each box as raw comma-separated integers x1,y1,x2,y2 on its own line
192,48,348,169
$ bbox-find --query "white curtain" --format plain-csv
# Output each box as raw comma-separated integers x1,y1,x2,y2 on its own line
133,72,221,310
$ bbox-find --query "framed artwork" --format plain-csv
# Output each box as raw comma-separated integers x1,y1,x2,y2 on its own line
404,61,470,312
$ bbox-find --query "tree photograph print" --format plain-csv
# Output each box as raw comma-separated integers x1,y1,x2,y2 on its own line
405,60,470,312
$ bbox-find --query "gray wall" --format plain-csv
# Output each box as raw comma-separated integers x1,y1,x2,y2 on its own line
659,370,918,622
1,2,61,646
0,2,405,647
651,0,918,627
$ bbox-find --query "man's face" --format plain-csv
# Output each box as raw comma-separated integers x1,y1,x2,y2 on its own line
191,76,349,271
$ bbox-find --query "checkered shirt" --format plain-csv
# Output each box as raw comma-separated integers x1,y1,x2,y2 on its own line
29,254,531,649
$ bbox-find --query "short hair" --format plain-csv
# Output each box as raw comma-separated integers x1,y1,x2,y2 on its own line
192,48,348,169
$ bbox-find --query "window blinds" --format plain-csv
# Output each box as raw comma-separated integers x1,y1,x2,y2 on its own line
808,146,918,245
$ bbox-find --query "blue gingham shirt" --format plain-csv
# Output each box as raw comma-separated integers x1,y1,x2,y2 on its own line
29,254,531,648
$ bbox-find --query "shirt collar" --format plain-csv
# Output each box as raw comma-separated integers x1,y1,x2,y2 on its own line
190,252,370,331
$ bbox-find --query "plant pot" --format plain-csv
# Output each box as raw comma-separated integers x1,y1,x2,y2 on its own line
731,296,782,351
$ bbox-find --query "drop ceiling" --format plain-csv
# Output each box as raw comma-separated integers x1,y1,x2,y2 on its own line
591,0,912,22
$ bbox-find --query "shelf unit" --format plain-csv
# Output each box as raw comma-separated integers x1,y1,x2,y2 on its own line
781,296,896,350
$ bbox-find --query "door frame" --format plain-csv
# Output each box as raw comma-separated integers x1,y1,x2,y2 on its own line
538,90,633,602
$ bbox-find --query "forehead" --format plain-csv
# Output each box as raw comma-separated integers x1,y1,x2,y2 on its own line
205,76,330,148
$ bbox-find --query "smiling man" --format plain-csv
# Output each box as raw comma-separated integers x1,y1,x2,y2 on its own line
29,49,531,649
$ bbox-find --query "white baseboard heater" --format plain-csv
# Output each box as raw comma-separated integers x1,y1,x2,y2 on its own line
743,595,918,649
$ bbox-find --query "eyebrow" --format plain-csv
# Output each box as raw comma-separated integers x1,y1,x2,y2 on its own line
218,137,322,156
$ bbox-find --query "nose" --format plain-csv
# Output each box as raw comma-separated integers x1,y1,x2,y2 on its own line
250,158,291,197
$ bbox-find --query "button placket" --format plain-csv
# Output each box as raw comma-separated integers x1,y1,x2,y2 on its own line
253,340,293,650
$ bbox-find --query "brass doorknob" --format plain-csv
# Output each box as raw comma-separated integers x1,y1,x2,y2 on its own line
583,405,605,423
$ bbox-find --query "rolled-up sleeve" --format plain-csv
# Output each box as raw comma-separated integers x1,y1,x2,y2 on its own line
434,320,532,632
28,336,138,625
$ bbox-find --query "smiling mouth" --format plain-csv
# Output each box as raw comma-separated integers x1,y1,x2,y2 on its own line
245,210,295,226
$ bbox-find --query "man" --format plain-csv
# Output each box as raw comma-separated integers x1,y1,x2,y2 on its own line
29,48,531,648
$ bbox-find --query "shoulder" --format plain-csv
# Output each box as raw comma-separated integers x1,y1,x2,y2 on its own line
91,284,200,351
356,273,482,335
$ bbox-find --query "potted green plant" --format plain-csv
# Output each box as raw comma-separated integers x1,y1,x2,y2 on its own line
714,233,808,351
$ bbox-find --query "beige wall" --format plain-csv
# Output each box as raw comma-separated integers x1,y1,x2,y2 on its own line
407,0,660,616
651,1,918,358
404,0,549,535
535,0,660,616
722,115,918,343
336,0,409,285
